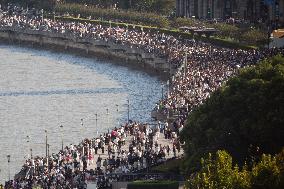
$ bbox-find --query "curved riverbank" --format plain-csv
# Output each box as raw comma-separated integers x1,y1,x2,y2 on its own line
0,27,172,81
0,45,165,184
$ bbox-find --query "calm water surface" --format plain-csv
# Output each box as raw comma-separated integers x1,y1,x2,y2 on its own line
0,45,163,183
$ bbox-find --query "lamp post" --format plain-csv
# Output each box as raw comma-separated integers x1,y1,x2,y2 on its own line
60,125,63,151
141,27,144,43
109,21,111,35
26,135,30,159
81,118,84,142
126,24,129,38
267,24,271,48
116,104,119,127
161,84,164,100
47,144,50,157
81,118,84,127
81,118,85,157
7,155,11,181
167,80,170,98
45,130,47,158
127,99,130,123
53,11,55,22
41,9,44,23
184,51,188,76
95,113,98,136
106,108,109,129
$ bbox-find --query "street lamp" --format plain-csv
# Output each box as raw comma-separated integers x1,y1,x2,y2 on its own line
167,80,170,98
106,108,109,128
161,85,164,100
27,136,32,159
53,11,55,22
81,118,85,142
41,9,44,23
26,135,30,159
81,118,85,157
267,24,271,48
108,21,111,35
116,104,119,127
141,27,144,43
30,149,33,159
184,51,188,76
126,24,129,38
60,125,63,151
45,130,48,158
127,99,130,123
95,113,98,136
7,155,10,181
47,144,50,157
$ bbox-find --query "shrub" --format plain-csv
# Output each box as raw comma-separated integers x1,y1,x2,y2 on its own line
240,29,268,46
251,152,284,189
127,180,179,189
171,17,208,28
213,23,241,39
185,150,252,189
186,149,284,189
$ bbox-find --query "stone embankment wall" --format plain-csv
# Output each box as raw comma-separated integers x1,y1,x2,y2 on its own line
0,27,172,76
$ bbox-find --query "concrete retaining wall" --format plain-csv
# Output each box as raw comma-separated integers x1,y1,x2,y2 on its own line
0,27,172,75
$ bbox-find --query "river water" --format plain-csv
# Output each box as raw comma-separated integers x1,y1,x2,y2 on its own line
0,45,163,183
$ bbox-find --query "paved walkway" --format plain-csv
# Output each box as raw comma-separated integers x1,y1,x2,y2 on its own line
87,133,183,172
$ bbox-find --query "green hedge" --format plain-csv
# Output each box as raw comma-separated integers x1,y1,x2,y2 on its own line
150,158,182,174
202,36,258,50
52,4,267,46
45,15,257,50
55,3,169,28
127,180,179,189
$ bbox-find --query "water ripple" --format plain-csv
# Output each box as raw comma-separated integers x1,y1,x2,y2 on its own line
0,44,163,184
0,88,125,97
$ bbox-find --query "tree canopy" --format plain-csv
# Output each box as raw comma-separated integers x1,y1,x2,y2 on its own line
1,0,175,14
186,149,284,189
181,55,284,173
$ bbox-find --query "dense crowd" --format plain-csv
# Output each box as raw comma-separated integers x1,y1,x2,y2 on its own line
1,4,284,189
0,6,191,69
156,44,284,131
4,120,181,189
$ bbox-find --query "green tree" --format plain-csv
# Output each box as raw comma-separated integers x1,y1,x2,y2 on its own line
251,150,284,189
181,55,284,173
0,0,56,10
186,149,284,189
186,150,251,189
240,29,268,46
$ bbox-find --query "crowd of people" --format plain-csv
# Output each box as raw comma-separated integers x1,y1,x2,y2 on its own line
1,4,284,189
0,5,198,70
155,42,284,130
4,120,181,189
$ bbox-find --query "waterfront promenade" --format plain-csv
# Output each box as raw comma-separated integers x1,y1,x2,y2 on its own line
87,128,183,172
1,5,284,189
4,121,183,188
